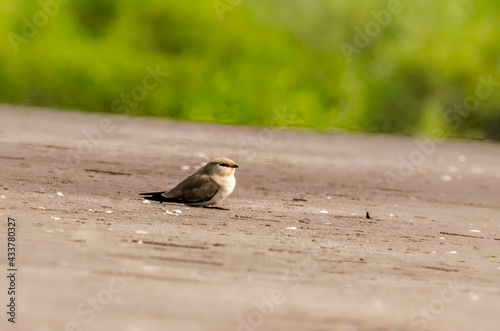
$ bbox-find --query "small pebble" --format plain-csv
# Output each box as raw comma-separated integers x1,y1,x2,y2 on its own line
447,251,458,254
57,192,64,196
286,226,297,230
37,206,46,210
440,175,452,182
181,165,190,171
468,292,479,301
319,210,329,214
165,210,179,216
135,230,148,234
439,237,446,240
105,210,112,214
469,229,481,233
470,167,484,174
0,195,5,199
51,217,60,221
142,200,150,204
173,210,182,214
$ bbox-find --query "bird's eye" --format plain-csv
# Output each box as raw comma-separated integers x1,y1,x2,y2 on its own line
218,163,226,167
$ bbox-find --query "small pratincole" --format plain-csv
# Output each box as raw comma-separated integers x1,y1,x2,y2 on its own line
140,157,238,207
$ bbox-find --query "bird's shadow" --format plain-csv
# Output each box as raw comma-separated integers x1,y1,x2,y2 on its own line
141,198,229,210
202,206,229,211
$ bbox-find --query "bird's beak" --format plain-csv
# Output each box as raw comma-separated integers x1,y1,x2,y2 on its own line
232,164,239,168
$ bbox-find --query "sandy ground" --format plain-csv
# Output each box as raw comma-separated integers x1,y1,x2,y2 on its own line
0,105,499,331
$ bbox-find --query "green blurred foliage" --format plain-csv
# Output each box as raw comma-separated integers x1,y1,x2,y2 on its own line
1,0,500,139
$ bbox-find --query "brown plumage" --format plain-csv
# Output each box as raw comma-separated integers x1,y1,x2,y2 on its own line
140,157,238,206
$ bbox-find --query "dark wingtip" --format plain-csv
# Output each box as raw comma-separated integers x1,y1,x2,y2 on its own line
139,191,166,201
140,191,190,204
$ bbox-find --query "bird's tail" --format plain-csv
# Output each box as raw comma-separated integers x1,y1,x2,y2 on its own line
139,191,177,203
139,191,164,196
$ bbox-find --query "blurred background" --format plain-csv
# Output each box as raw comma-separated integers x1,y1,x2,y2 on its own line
1,0,500,140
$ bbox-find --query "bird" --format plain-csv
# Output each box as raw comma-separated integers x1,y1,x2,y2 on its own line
140,157,238,207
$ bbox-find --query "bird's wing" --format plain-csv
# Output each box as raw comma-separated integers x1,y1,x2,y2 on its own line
162,173,220,203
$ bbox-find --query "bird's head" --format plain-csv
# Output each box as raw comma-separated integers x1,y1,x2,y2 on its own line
205,157,238,177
